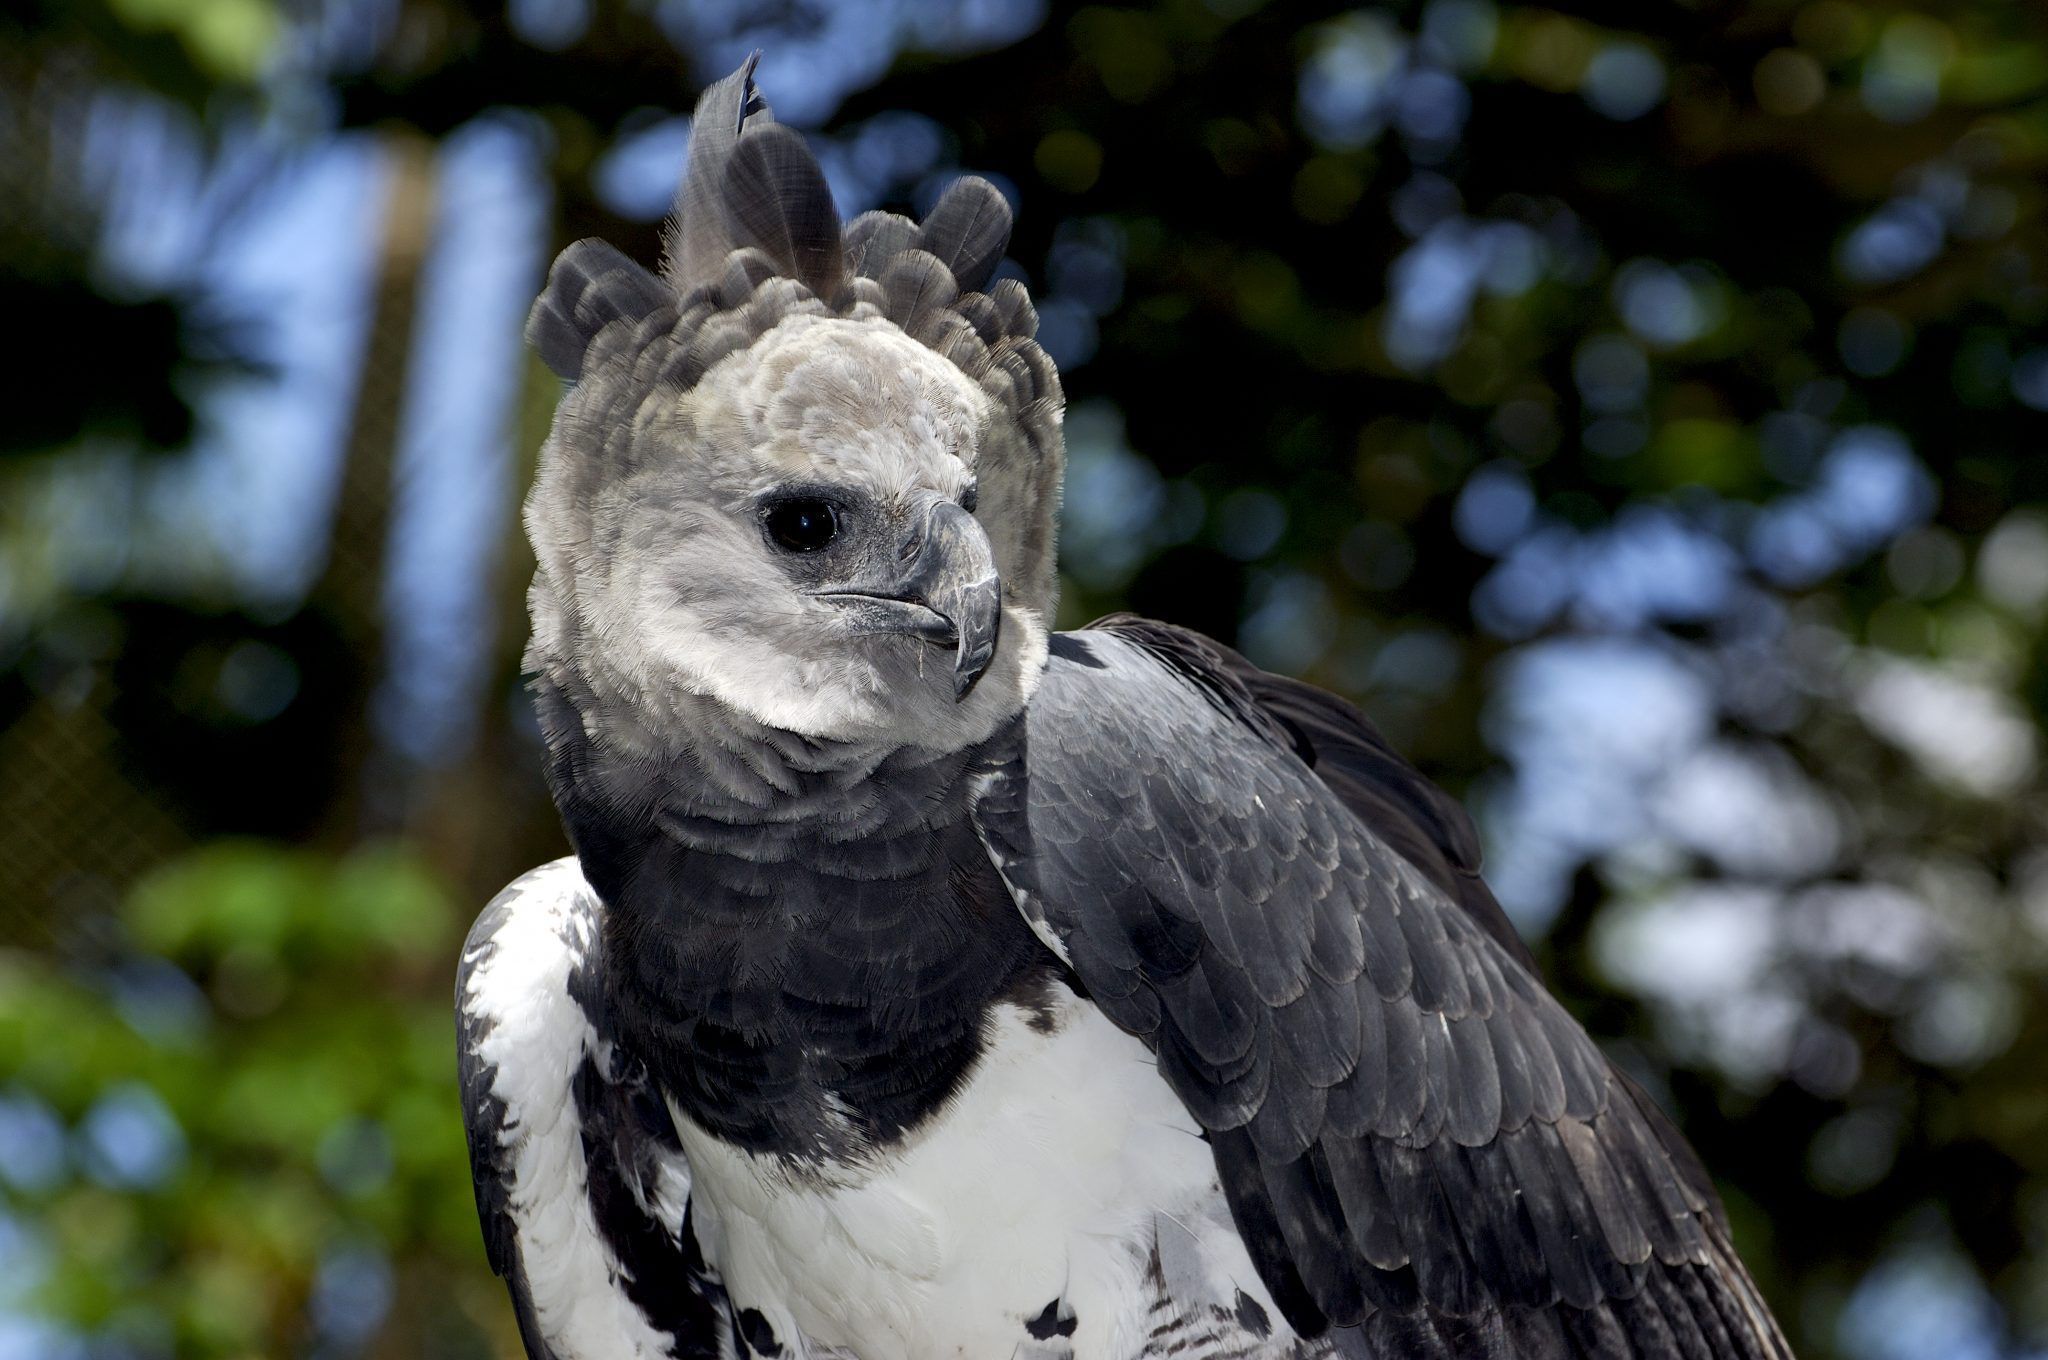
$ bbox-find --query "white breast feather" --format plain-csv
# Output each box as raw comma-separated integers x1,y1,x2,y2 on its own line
675,993,1292,1360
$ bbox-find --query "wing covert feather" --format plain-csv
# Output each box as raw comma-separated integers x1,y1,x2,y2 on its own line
974,623,1791,1358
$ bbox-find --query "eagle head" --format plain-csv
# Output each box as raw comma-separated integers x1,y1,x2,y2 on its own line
522,56,1064,751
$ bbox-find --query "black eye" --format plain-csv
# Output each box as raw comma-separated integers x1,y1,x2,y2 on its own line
765,499,840,552
960,484,979,513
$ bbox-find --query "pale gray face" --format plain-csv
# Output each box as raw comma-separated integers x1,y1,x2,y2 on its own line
527,312,1049,749
523,59,1064,755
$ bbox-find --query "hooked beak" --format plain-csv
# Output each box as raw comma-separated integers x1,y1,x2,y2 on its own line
813,498,1002,700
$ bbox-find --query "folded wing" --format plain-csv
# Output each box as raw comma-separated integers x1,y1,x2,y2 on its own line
973,620,1791,1359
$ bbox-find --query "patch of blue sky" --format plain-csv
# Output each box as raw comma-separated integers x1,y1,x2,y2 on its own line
1651,740,1841,879
1416,0,1497,75
145,132,388,608
1573,332,1649,412
1571,505,1741,630
1298,11,1407,150
374,116,549,764
76,1083,184,1193
0,1217,48,1310
102,955,211,1048
1471,523,1577,639
1612,258,1723,349
1453,463,1535,556
79,92,224,294
1481,636,1713,927
0,1315,82,1360
1239,571,1336,675
1839,1240,2015,1360
1838,198,1945,285
1216,489,1288,562
1058,402,1163,590
1814,427,1934,545
309,1243,396,1348
1390,172,1463,238
1362,628,1463,695
594,115,692,222
577,4,1024,223
1047,219,1126,315
1384,218,1545,371
1750,501,1842,588
1033,219,1126,370
1751,426,1933,587
1855,654,2036,798
659,0,1046,128
816,112,950,217
2009,349,2048,411
1581,42,1667,122
56,94,386,612
0,1094,67,1195
1035,298,1100,371
1475,419,1933,919
508,0,590,51
1839,308,1912,378
1394,67,1469,159
591,102,953,226
1860,19,1948,125
1595,883,1780,1014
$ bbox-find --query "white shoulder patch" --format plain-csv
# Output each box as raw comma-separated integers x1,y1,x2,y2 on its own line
460,858,694,1360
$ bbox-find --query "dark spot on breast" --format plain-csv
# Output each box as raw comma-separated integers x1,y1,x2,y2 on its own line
1233,1288,1271,1338
1001,965,1070,1034
1025,1298,1078,1339
738,1307,781,1356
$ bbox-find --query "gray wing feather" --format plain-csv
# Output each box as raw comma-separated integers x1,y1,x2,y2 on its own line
974,623,1792,1359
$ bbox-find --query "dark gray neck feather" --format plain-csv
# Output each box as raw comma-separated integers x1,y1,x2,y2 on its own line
533,670,1050,1161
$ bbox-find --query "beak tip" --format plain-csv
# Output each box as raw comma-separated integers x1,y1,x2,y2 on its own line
953,639,996,701
951,599,1000,702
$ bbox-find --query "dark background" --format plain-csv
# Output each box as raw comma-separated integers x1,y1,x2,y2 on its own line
3,1,2046,1356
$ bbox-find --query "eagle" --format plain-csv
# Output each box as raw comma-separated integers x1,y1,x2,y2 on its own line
457,57,1793,1360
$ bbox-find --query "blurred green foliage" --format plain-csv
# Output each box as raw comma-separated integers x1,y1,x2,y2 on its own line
5,0,2048,1357
0,845,488,1355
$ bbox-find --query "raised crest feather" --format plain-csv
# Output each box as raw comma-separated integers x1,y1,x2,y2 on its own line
844,211,921,279
917,178,1013,293
526,239,671,381
719,123,844,300
663,52,775,295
